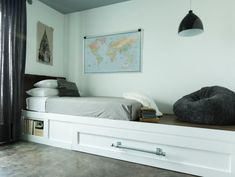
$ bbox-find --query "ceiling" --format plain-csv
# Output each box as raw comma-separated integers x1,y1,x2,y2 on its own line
38,0,131,14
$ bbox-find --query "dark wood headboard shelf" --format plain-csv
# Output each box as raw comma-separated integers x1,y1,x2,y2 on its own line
22,74,65,109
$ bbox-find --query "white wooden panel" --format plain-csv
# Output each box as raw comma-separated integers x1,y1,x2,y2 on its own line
48,120,73,144
23,110,235,143
76,132,230,173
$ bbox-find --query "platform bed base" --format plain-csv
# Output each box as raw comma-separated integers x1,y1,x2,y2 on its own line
22,110,235,177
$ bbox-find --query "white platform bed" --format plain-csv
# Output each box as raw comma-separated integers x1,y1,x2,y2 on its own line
22,109,235,177
21,74,235,177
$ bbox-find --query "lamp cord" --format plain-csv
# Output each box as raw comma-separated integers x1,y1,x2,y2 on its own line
190,0,192,10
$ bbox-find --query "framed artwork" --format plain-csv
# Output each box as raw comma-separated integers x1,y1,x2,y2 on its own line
84,29,142,73
37,21,53,65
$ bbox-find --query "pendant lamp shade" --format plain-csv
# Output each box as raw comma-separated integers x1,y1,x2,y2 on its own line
178,10,203,37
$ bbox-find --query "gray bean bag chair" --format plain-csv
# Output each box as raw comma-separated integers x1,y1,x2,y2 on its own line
173,86,235,125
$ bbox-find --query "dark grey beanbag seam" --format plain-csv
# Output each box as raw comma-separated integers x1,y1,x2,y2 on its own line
173,86,235,125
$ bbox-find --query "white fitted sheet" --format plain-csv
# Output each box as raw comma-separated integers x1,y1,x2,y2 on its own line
45,97,142,121
26,97,48,112
26,96,142,121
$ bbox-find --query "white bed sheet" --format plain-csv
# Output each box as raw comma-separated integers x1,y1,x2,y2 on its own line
26,97,48,112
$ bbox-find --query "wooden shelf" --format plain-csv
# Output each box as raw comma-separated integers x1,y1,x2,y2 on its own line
158,114,235,131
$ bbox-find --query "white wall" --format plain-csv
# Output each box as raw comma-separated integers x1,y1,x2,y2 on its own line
66,0,235,113
64,13,83,87
26,1,65,77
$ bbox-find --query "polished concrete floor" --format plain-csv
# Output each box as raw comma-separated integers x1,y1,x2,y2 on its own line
0,142,197,177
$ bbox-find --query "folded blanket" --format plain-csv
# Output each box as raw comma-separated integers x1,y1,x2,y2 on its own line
123,92,162,116
57,79,80,97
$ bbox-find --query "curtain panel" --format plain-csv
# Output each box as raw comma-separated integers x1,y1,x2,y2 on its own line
0,0,26,142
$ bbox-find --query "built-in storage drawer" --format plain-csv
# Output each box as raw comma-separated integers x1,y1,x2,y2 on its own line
72,124,233,177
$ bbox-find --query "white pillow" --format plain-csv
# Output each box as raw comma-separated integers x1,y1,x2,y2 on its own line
123,92,163,116
34,79,58,88
26,88,59,97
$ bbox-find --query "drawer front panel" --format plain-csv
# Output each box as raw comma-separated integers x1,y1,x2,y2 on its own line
74,124,231,173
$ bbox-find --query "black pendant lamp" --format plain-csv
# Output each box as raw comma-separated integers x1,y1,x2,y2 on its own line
178,0,203,37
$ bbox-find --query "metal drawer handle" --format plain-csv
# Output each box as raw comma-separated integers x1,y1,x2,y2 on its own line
111,142,166,156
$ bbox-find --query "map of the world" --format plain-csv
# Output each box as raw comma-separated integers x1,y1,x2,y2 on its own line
84,30,141,73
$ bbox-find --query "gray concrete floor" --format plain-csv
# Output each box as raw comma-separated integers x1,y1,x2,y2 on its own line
0,141,197,177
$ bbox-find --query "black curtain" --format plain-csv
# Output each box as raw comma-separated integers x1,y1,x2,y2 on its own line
0,0,26,143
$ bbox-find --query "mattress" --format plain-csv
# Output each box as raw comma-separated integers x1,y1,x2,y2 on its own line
26,97,48,112
45,97,142,121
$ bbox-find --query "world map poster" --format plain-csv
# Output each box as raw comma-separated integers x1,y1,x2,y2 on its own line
84,30,142,73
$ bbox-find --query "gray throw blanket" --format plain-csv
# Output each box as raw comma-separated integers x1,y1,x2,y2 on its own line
57,79,80,97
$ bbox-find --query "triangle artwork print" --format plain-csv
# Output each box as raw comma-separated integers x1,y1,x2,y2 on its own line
37,22,53,65
38,30,51,63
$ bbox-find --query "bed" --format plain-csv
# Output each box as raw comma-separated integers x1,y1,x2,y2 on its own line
21,74,235,177
26,96,141,121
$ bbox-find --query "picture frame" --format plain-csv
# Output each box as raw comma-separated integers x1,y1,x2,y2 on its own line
84,29,142,73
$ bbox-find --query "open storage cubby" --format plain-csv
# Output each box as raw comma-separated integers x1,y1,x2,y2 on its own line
22,118,44,137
